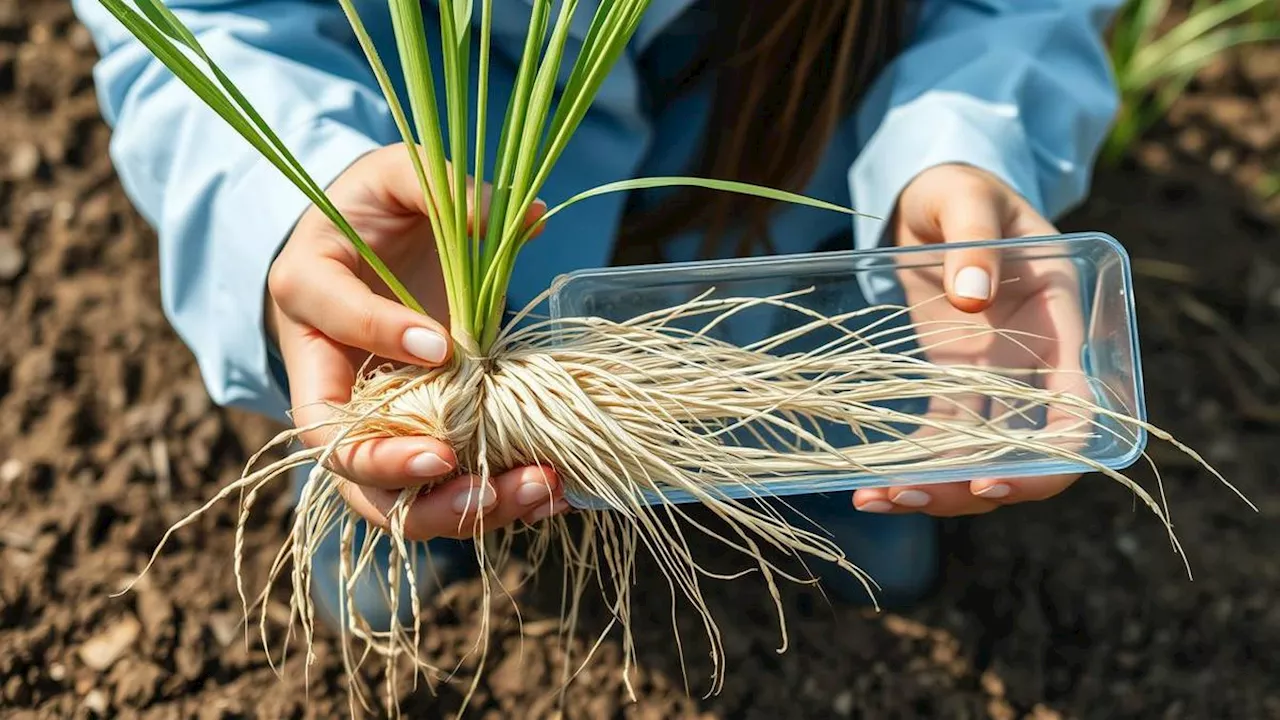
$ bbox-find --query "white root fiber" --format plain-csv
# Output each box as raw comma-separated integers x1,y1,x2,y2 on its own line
126,287,1251,716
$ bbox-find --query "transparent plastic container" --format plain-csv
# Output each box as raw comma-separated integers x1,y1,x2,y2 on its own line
547,232,1147,510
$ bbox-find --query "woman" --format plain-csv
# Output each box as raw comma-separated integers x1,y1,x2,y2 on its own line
72,0,1124,629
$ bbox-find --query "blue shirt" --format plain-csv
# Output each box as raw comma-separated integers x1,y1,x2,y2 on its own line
71,0,1123,425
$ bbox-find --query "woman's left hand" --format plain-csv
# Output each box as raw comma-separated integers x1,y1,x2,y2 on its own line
851,163,1088,517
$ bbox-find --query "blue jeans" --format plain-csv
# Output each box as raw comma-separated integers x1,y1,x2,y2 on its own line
294,465,938,632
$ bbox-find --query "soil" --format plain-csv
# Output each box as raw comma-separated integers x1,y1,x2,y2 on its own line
2,2,1279,718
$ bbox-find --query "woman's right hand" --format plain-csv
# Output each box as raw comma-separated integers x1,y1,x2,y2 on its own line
265,143,569,541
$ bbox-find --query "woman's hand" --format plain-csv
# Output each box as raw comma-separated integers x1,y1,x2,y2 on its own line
265,143,569,541
852,163,1088,517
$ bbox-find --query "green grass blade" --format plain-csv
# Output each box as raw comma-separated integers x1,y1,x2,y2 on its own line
1133,0,1173,56
472,0,494,287
130,0,203,50
1156,0,1266,48
335,0,454,318
542,5,628,137
473,2,647,341
1110,0,1171,72
388,0,468,328
536,176,865,236
336,1,437,223
454,0,474,41
388,0,455,228
473,174,870,350
478,1,551,280
133,0,339,214
439,1,474,326
1131,0,1267,81
480,2,640,273
133,0,423,286
475,0,586,341
98,0,423,313
501,0,581,246
520,3,646,215
1152,22,1280,82
1131,21,1280,87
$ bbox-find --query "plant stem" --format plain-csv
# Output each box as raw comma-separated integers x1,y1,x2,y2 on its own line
388,0,470,327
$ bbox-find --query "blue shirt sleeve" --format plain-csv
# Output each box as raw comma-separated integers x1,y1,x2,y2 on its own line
847,0,1124,251
70,0,400,424
73,0,1126,424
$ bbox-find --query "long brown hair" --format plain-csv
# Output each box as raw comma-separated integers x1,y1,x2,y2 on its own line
615,2,911,264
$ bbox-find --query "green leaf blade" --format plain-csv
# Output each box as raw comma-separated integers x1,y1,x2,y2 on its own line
537,176,865,231
97,0,423,313
454,0,475,42
473,174,869,350
131,0,203,53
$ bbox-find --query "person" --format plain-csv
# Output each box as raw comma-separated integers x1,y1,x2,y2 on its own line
72,0,1124,630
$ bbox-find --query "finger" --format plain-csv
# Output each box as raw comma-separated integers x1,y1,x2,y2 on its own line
922,375,1085,512
464,181,550,241
851,380,992,515
338,473,500,542
271,255,453,368
483,465,568,528
1003,247,1088,443
1000,196,1062,298
334,473,488,541
336,481,407,533
854,370,1084,515
935,190,1006,313
969,472,1080,506
384,467,570,540
521,497,573,525
363,145,549,240
403,473,499,541
973,374,1085,504
1007,197,1058,239
1040,333,1089,431
853,481,999,517
279,321,457,490
322,435,458,490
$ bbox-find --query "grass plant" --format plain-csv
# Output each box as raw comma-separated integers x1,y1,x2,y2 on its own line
1104,0,1280,165
100,0,1252,715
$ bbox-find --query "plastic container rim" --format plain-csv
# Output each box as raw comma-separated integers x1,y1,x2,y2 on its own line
545,231,1149,509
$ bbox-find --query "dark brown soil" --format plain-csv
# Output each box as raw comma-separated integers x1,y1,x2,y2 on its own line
1,2,1278,718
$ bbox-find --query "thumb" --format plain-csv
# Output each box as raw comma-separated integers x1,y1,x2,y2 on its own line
365,144,548,239
935,194,1006,313
271,255,453,368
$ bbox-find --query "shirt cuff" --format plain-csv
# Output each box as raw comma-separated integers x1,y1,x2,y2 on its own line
846,91,1043,304
213,117,383,424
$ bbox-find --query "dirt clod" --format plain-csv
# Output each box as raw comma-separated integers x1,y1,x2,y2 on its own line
980,669,1006,698
77,616,142,672
7,142,40,179
0,458,23,484
207,612,240,648
832,690,854,716
82,689,108,716
0,232,24,282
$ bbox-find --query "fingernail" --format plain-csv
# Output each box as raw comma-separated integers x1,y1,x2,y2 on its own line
407,452,451,478
452,482,497,514
515,480,552,506
891,490,932,508
975,483,1011,499
527,498,570,523
857,500,895,514
403,327,448,364
953,266,991,300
